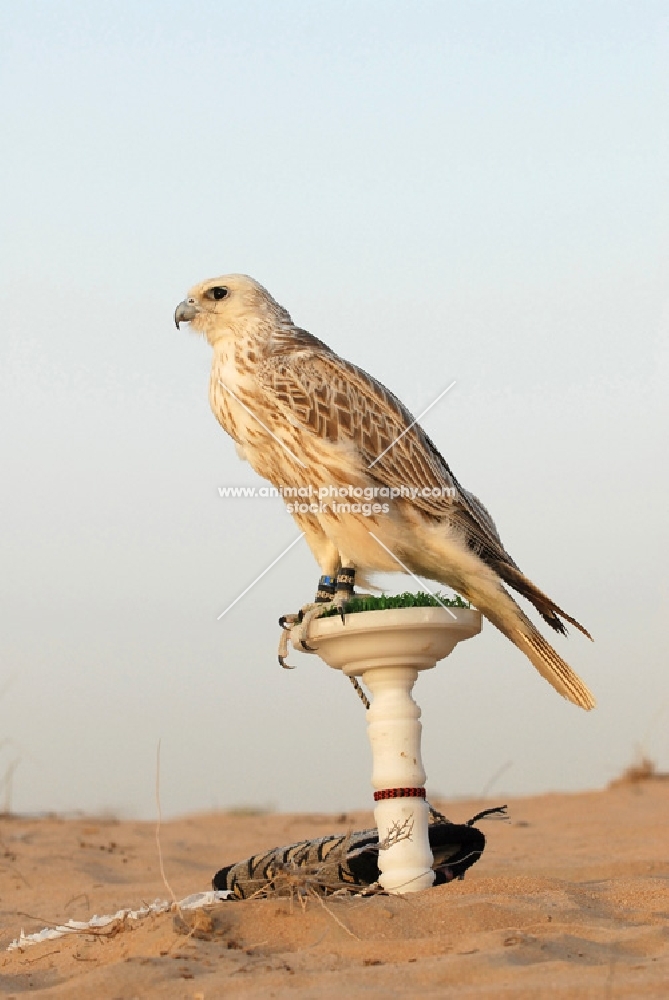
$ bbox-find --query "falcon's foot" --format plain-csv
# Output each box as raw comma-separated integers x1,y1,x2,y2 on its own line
278,569,355,669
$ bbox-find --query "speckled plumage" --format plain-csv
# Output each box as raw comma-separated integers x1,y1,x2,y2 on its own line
175,274,594,709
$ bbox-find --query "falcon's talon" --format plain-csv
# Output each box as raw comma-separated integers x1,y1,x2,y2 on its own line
277,592,353,666
278,623,297,669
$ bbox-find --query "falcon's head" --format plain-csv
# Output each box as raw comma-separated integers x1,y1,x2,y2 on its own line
174,273,291,346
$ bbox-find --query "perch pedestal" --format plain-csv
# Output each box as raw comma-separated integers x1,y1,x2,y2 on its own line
302,607,482,894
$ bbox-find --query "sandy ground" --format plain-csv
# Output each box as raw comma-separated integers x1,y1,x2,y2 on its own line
1,780,667,999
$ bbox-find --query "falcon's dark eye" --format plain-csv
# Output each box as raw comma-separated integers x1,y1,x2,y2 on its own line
208,286,229,301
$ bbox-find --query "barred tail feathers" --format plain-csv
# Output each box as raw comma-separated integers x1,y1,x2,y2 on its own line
513,623,596,710
456,574,595,710
492,561,593,641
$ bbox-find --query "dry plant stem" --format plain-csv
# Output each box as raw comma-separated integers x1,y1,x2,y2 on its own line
168,917,199,954
242,834,386,931
16,911,70,929
166,930,196,955
310,889,359,940
479,759,513,799
155,739,178,909
378,817,414,852
25,948,62,964
345,819,414,862
249,873,359,940
1,757,20,813
64,893,90,914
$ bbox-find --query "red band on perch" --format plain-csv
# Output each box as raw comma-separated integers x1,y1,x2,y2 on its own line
373,787,426,801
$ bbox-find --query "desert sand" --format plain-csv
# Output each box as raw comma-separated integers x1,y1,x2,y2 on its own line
1,778,667,998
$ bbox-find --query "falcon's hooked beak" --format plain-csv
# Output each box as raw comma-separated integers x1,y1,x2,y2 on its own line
174,300,198,329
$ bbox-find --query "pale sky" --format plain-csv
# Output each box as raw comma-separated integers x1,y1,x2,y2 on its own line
1,1,667,819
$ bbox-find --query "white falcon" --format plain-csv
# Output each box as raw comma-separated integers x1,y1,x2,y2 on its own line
175,274,594,710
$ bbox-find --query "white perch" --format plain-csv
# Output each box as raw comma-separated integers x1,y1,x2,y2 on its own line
299,606,481,893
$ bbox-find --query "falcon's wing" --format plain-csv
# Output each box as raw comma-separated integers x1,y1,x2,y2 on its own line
258,339,511,563
259,338,592,640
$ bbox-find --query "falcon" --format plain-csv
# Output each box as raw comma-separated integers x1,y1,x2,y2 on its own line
174,274,594,710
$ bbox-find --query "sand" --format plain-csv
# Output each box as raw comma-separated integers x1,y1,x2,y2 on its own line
1,780,667,998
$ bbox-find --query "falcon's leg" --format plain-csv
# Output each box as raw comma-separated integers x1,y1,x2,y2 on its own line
277,569,356,669
278,573,336,668
294,567,355,647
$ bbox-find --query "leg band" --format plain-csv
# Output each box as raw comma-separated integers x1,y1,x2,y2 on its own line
315,575,336,603
335,567,355,596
